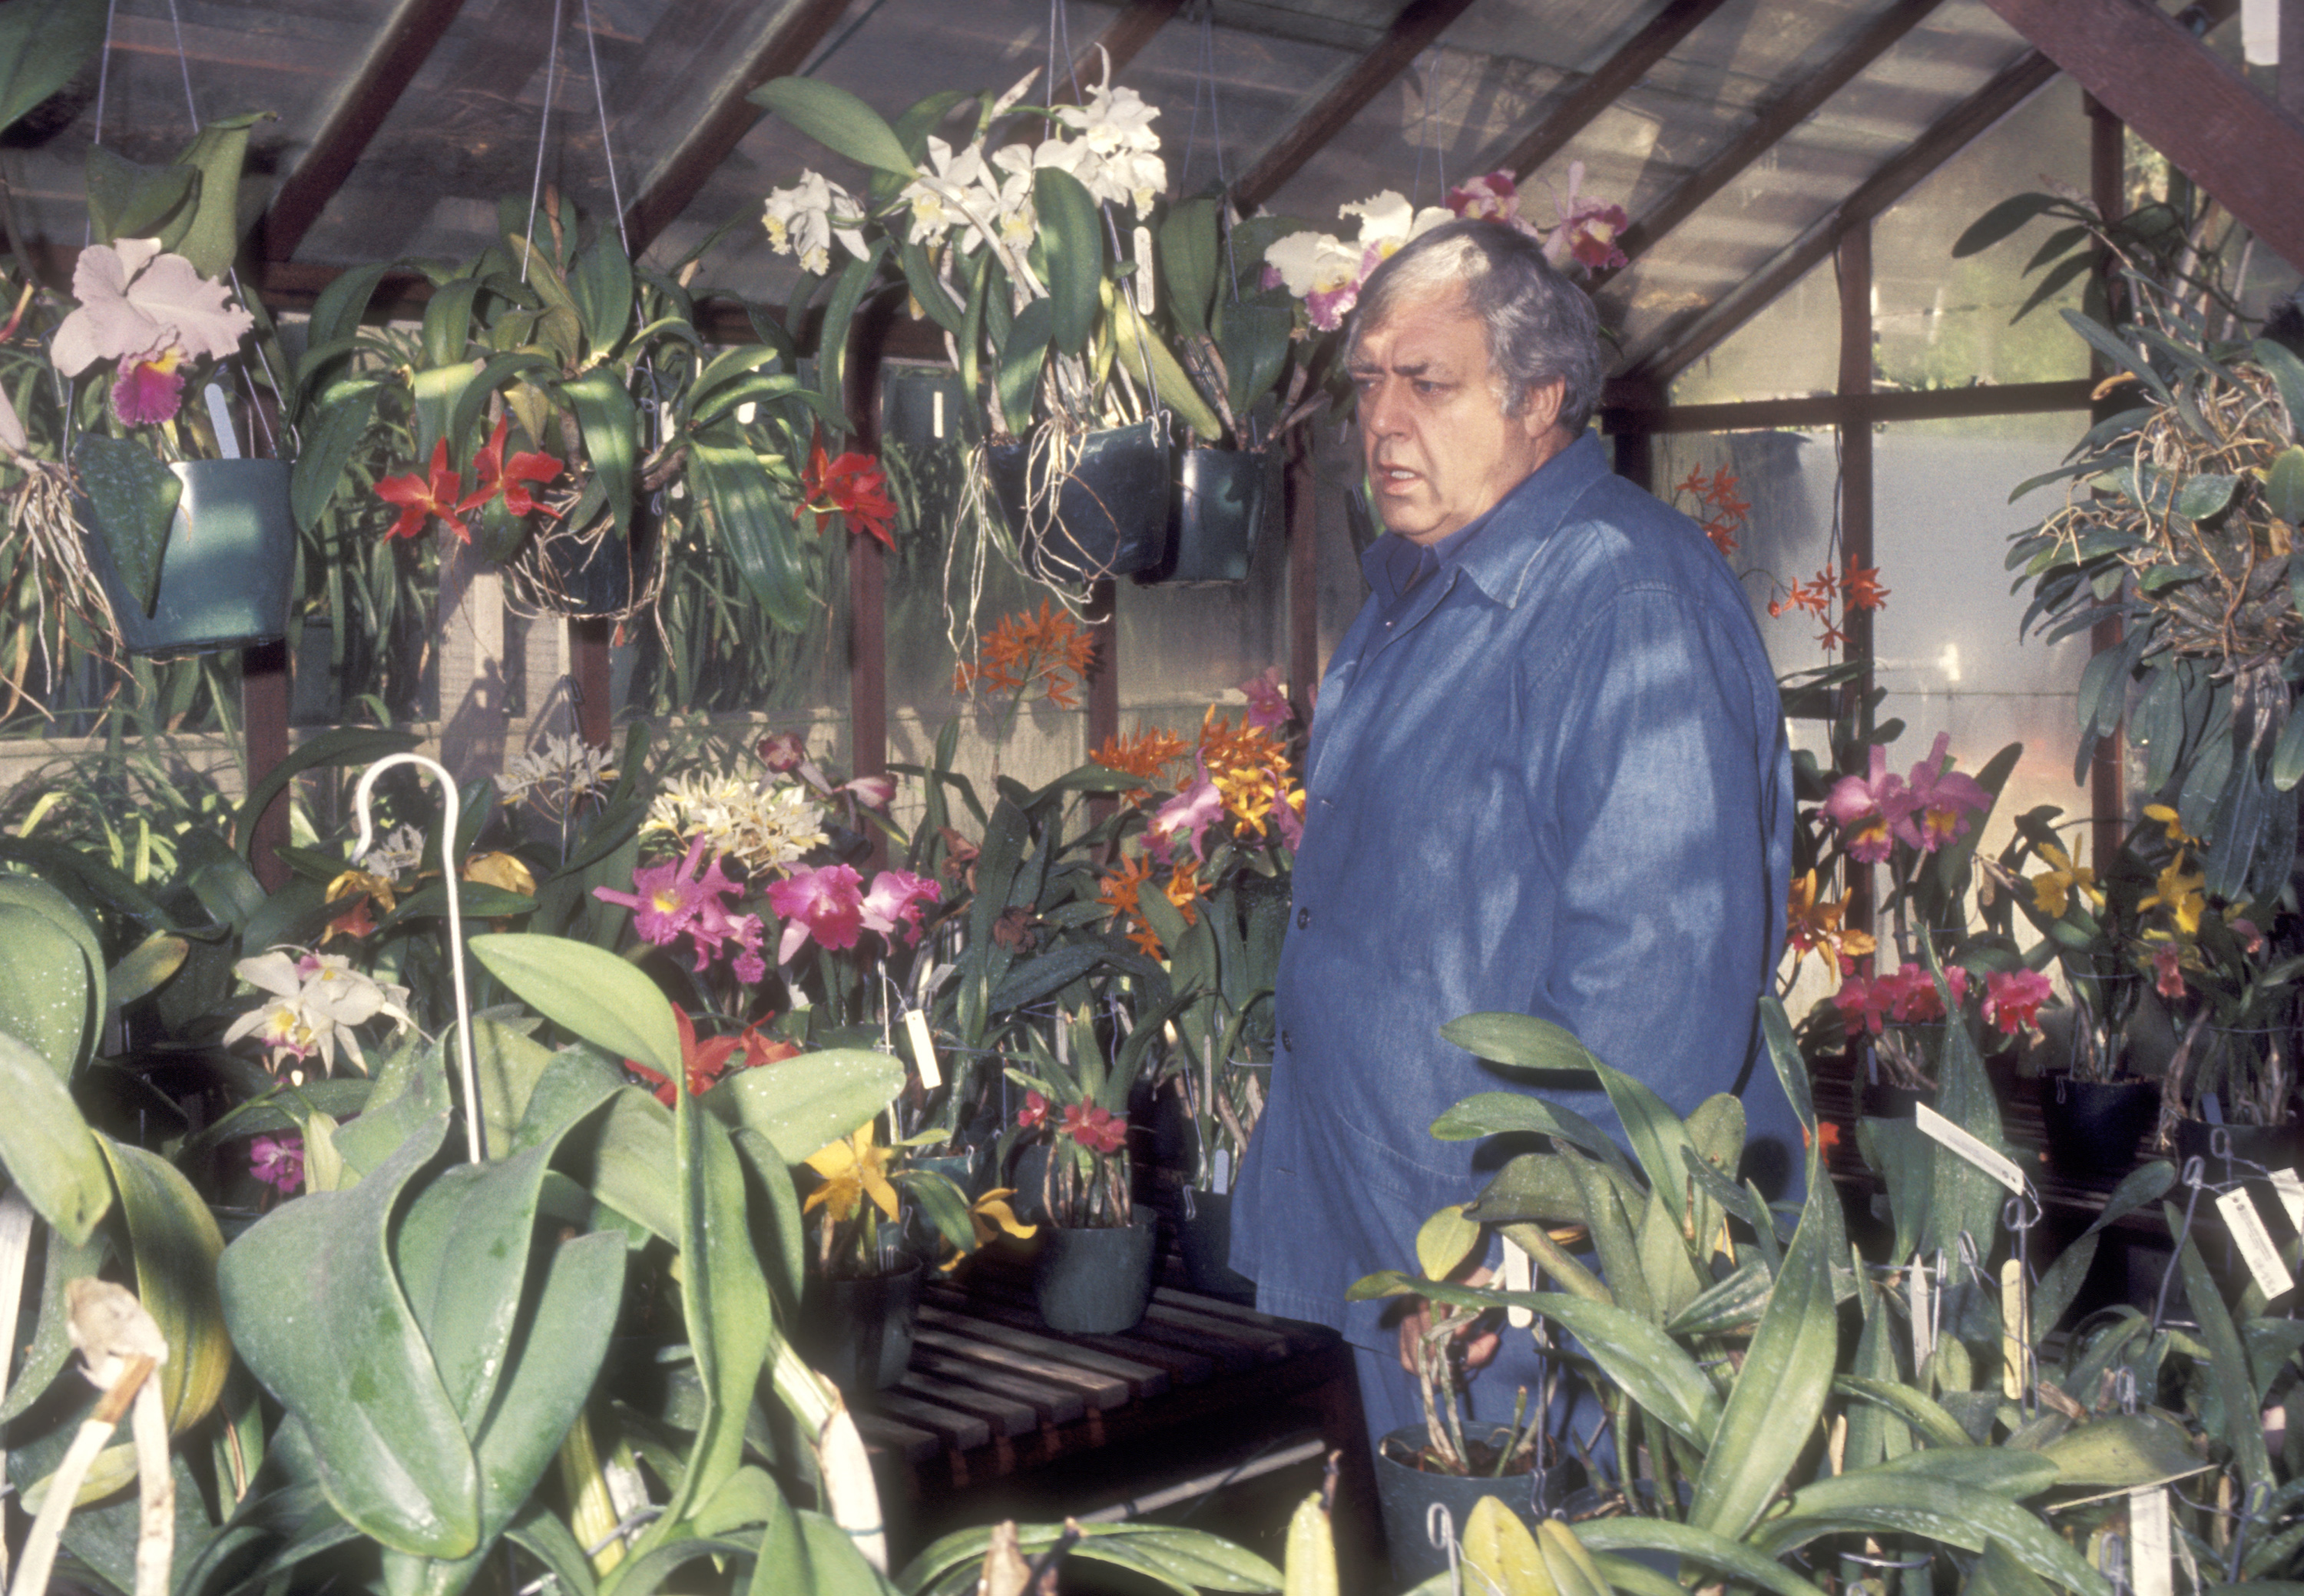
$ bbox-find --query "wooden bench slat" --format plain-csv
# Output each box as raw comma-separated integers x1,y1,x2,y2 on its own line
895,1372,1041,1439
1142,1300,1294,1359
853,1412,940,1465
909,1348,1088,1425
871,1391,992,1451
908,1326,1132,1409
944,1292,1220,1382
918,1300,1174,1396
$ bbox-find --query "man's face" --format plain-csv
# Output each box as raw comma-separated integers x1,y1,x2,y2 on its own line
1349,287,1568,545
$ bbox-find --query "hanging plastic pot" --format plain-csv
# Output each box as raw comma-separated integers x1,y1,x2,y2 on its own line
81,458,296,659
1139,445,1275,586
987,417,1170,584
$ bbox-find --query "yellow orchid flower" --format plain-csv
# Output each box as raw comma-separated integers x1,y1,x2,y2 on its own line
803,1124,899,1225
463,851,538,896
2143,803,2200,848
1784,869,1875,965
2028,839,2101,918
2143,859,2206,939
941,1187,1038,1270
324,867,399,915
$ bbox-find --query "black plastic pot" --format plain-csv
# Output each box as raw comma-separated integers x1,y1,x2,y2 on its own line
1375,1425,1574,1588
2172,1117,2304,1177
1138,445,1273,585
1176,1187,1255,1303
2040,1073,2160,1178
84,459,296,658
1864,1081,1935,1121
1034,1215,1157,1334
988,419,1170,584
799,1260,923,1392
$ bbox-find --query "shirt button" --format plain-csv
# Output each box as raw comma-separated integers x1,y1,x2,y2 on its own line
1281,1030,1294,1051
1296,908,1310,929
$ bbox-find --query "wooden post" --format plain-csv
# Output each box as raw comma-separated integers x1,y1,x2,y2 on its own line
846,291,893,869
1285,430,1320,723
2286,0,2304,121
242,641,290,890
2087,93,2127,877
1838,224,1876,937
571,619,613,750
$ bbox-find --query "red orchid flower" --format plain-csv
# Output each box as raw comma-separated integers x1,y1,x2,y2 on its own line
472,414,561,516
624,1006,801,1108
798,442,898,549
376,439,488,542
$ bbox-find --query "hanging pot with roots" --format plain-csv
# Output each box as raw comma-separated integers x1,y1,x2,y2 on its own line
986,416,1170,585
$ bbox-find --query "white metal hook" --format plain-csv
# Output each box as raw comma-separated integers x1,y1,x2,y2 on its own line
350,753,484,1164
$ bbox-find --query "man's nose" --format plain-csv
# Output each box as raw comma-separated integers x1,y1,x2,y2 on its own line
1362,378,1404,439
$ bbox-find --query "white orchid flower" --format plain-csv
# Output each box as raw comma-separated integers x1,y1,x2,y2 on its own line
50,237,253,377
222,946,412,1077
1054,82,1161,157
1263,229,1359,299
761,170,869,275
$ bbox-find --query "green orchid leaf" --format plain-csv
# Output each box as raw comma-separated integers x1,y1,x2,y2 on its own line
2037,1412,2207,1490
1219,301,1293,420
1158,196,1220,340
0,0,104,137
689,438,811,633
1869,1445,2059,1497
0,1031,108,1245
469,932,681,1083
2174,1215,2273,1495
1112,293,1225,440
1687,1153,1838,1540
2254,339,2304,440
167,111,269,280
93,1136,228,1432
0,898,94,1079
707,1047,907,1164
895,1521,1278,1596
1035,166,1103,356
217,1114,481,1558
1832,1373,1971,1449
815,235,892,425
232,725,421,857
1753,1472,2108,1595
568,236,635,356
558,369,641,539
1951,194,2062,259
76,435,181,616
995,295,1054,440
746,1485,895,1596
1967,1539,2058,1596
84,147,195,247
1575,1519,1826,1596
748,77,918,176
1518,1290,1723,1447
290,378,384,531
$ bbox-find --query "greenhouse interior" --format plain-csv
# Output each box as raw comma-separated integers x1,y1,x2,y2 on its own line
8,0,2304,1591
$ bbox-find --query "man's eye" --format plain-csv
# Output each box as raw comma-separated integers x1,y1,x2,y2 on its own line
1414,380,1443,396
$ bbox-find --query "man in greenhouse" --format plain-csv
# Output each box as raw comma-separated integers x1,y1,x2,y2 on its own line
1228,217,1797,1458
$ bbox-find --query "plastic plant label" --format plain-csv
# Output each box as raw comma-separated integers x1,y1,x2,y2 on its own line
903,1010,942,1091
1915,1102,2027,1194
1501,1237,1533,1329
2215,1187,2292,1297
1212,1147,1231,1196
2269,1168,2304,1230
1909,1253,1934,1367
2000,1257,2029,1399
2129,1487,2173,1596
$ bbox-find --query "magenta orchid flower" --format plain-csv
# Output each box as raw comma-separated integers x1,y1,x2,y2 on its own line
594,834,719,945
250,1133,305,1194
1821,744,1916,864
1897,733,1991,853
1445,170,1520,224
1544,162,1628,272
769,863,866,963
1981,968,2053,1035
1240,665,1293,732
111,346,187,425
860,869,939,945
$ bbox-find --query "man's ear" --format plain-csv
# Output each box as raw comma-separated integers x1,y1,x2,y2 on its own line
1519,377,1567,439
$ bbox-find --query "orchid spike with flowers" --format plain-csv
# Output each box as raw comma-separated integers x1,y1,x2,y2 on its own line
1263,191,1453,332
220,947,412,1077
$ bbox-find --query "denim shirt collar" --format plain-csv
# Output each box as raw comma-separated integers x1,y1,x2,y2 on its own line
1355,430,1608,611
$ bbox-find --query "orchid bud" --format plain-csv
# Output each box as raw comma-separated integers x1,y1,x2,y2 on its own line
846,773,895,810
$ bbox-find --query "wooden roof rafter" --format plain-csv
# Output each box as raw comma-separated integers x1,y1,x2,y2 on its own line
1231,0,1481,213
1587,0,1947,293
257,0,470,263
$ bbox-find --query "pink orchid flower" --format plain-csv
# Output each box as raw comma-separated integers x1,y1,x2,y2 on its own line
842,773,897,810
2153,942,2187,999
1981,968,2053,1035
860,869,939,945
1897,733,1991,853
1445,170,1519,223
1240,665,1293,732
250,1133,305,1194
112,345,187,425
1821,745,1916,864
594,834,719,945
769,863,866,963
51,237,253,379
1150,758,1226,862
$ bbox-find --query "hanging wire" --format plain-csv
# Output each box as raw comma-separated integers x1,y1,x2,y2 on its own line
84,0,122,246
523,0,568,283
578,0,630,257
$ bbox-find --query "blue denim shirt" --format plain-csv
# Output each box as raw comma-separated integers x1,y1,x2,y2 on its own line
1229,432,1796,1347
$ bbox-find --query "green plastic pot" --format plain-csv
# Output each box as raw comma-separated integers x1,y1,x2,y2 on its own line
799,1260,923,1392
83,459,296,657
1139,445,1273,585
1033,1214,1156,1334
1375,1425,1574,1588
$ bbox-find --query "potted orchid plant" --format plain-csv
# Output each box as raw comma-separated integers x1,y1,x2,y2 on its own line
753,66,1217,592
0,114,293,660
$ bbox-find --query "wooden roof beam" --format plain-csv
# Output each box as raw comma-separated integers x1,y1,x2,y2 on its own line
620,0,855,261
1232,0,1481,212
1588,0,1945,292
1982,0,2304,271
257,0,469,263
1496,0,1735,182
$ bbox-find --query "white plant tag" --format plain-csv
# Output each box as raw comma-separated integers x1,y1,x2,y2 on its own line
1212,1147,1231,1195
1999,1257,2029,1399
932,386,945,439
2129,1487,2173,1596
1501,1237,1533,1329
903,1010,941,1091
2270,1168,2304,1230
204,383,239,459
1908,1254,1934,1368
1133,224,1155,314
2216,1187,2292,1296
1915,1102,2027,1194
